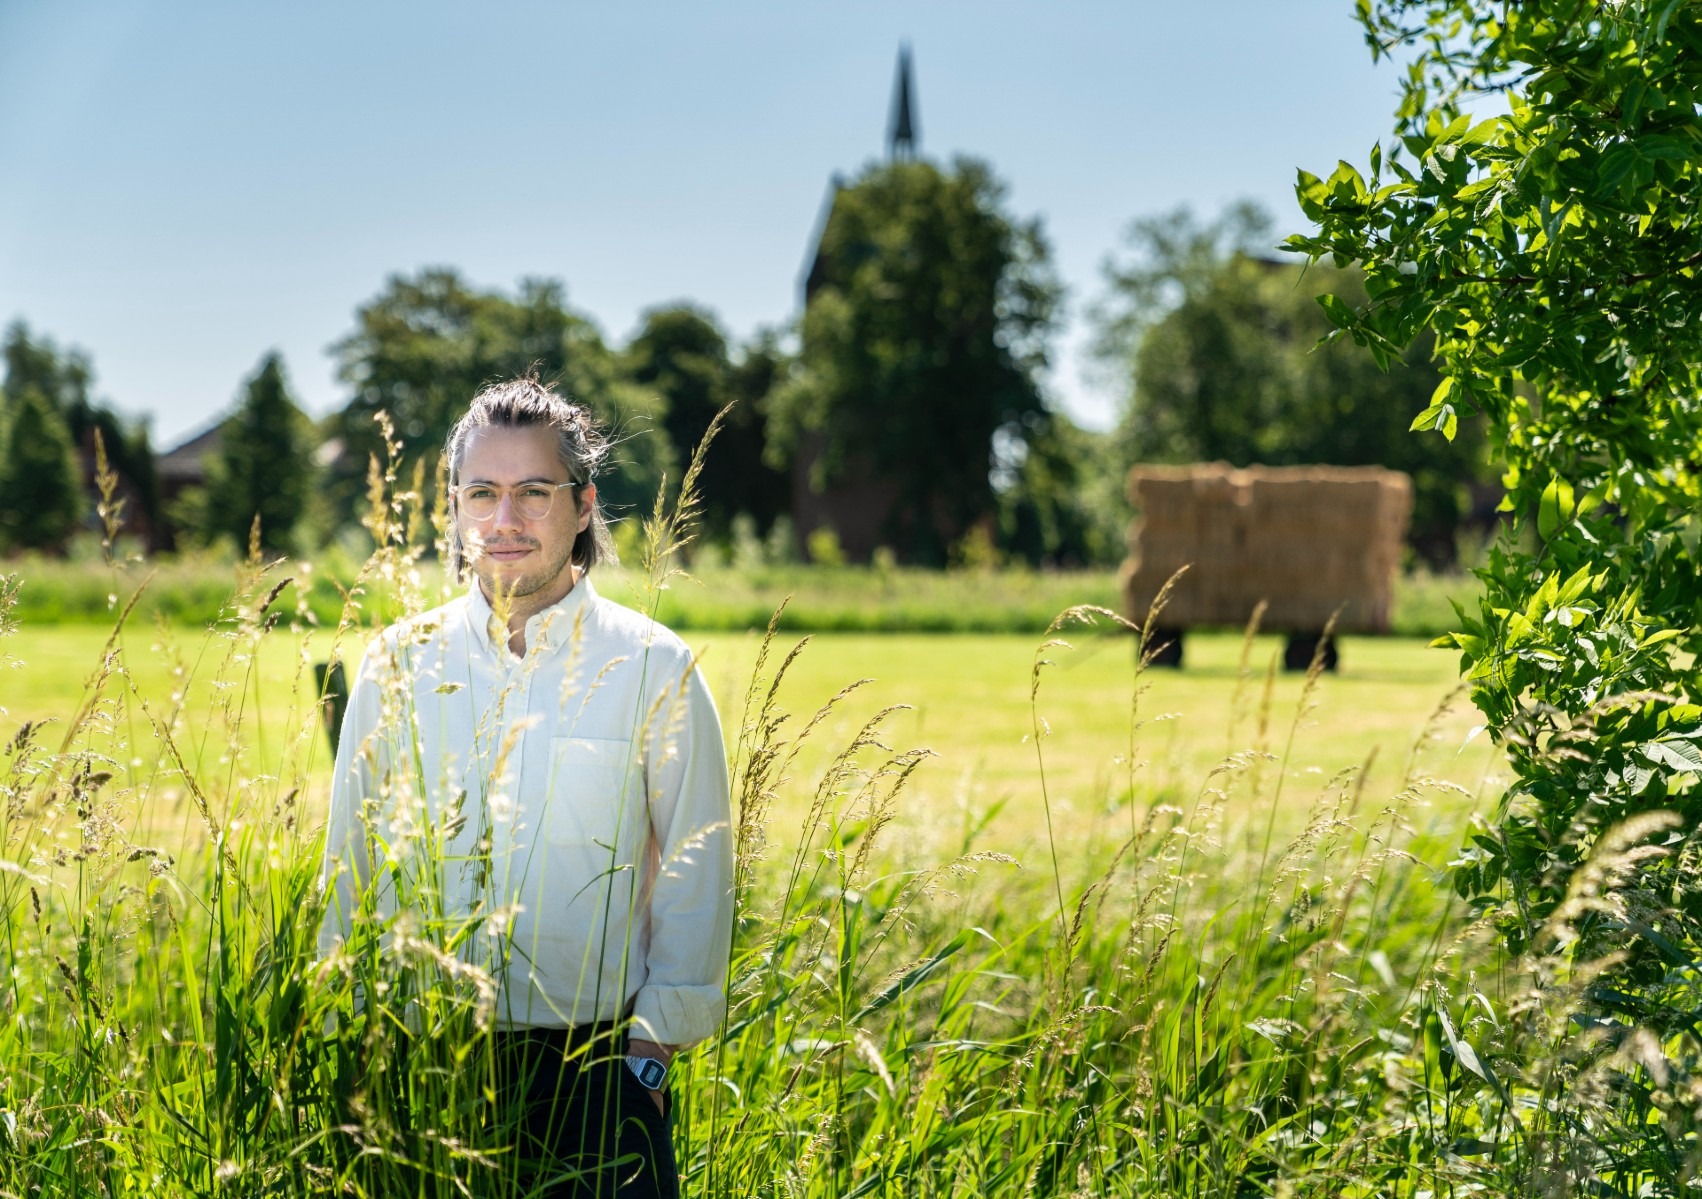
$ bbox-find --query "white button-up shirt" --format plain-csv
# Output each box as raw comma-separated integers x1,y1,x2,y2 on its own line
318,574,734,1047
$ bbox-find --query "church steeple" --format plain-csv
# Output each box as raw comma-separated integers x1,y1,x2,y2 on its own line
887,43,918,162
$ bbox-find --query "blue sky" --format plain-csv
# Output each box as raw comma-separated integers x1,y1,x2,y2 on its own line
0,1,1402,448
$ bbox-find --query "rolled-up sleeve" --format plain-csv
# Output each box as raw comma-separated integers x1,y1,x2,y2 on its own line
632,659,734,1048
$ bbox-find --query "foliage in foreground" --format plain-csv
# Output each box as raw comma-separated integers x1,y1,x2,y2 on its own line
0,430,1690,1197
1293,1,1702,1186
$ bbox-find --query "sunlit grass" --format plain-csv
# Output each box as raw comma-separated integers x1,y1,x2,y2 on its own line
6,551,1481,637
0,429,1589,1197
4,623,1497,858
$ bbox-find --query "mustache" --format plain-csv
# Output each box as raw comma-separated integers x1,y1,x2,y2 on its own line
465,532,540,557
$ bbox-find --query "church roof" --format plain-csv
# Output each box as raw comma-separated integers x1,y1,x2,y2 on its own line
801,45,921,306
156,422,224,482
888,44,918,161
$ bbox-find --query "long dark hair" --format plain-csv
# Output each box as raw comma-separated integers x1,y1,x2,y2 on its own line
443,376,616,579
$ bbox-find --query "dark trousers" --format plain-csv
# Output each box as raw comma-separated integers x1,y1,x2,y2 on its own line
492,1024,678,1199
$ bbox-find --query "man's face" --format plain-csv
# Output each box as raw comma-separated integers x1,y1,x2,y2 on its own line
454,425,593,603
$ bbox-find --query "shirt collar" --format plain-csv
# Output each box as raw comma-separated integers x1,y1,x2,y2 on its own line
466,571,598,658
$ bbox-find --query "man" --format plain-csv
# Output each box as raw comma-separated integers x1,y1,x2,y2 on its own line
319,377,734,1198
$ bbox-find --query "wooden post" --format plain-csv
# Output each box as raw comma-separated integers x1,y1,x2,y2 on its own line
1282,632,1339,673
313,660,348,756
1142,627,1185,669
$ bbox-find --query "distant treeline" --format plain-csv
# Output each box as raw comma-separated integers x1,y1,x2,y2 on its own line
0,165,1497,571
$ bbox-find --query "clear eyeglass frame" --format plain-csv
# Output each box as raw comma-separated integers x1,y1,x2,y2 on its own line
454,481,582,522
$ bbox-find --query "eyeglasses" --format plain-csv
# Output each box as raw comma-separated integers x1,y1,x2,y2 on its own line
454,481,582,522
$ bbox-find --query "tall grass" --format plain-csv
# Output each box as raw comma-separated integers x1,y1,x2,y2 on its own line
0,428,1672,1196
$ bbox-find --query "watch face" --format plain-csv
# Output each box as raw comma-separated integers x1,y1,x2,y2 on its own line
633,1058,667,1090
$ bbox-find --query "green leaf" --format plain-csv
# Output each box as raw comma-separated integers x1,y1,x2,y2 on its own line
1538,476,1576,540
1643,740,1702,774
1655,0,1683,42
1409,377,1458,437
1435,1001,1498,1093
1409,400,1457,440
1409,405,1443,433
1435,112,1473,145
1315,293,1357,330
1436,1001,1518,1103
1460,117,1502,147
1295,169,1328,220
1327,160,1368,201
1596,145,1641,197
1505,612,1537,646
850,927,988,1022
1557,565,1594,605
1640,133,1693,161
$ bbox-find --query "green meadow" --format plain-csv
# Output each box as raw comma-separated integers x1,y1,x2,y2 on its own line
0,540,1533,1197
4,552,1478,639
3,619,1495,857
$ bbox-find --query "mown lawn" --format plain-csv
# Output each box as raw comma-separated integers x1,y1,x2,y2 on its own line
3,616,1496,858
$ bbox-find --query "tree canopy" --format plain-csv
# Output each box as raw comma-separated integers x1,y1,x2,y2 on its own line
994,408,1125,567
326,270,669,530
1296,0,1702,1181
2,321,157,543
768,157,1062,564
624,305,789,544
1094,202,1492,565
0,385,84,554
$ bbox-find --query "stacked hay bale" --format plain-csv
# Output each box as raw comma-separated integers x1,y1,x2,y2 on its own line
1120,463,1412,642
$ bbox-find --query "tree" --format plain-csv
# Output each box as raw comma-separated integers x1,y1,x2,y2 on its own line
724,330,794,535
201,353,315,554
624,305,790,545
767,157,1062,564
4,320,93,412
327,270,668,532
1296,0,1702,1182
0,386,84,553
1094,202,1492,565
995,409,1126,567
3,321,158,545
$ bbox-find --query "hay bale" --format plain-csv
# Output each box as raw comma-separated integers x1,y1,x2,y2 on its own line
1121,463,1412,634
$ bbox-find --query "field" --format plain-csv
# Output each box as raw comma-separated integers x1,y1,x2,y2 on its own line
0,547,1538,1197
3,551,1481,638
4,620,1498,857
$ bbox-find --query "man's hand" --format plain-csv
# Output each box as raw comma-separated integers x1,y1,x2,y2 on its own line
628,1038,673,1115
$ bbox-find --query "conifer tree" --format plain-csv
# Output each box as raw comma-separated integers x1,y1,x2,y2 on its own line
3,321,159,546
0,386,85,553
205,353,313,553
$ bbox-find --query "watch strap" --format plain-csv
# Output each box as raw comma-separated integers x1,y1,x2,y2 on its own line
624,1054,668,1091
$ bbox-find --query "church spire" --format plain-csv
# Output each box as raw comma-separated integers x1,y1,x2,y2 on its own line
887,43,918,162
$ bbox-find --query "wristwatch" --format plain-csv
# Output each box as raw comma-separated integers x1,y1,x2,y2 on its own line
625,1055,668,1091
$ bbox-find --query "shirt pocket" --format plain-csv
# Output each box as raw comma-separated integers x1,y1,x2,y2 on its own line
543,736,639,853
